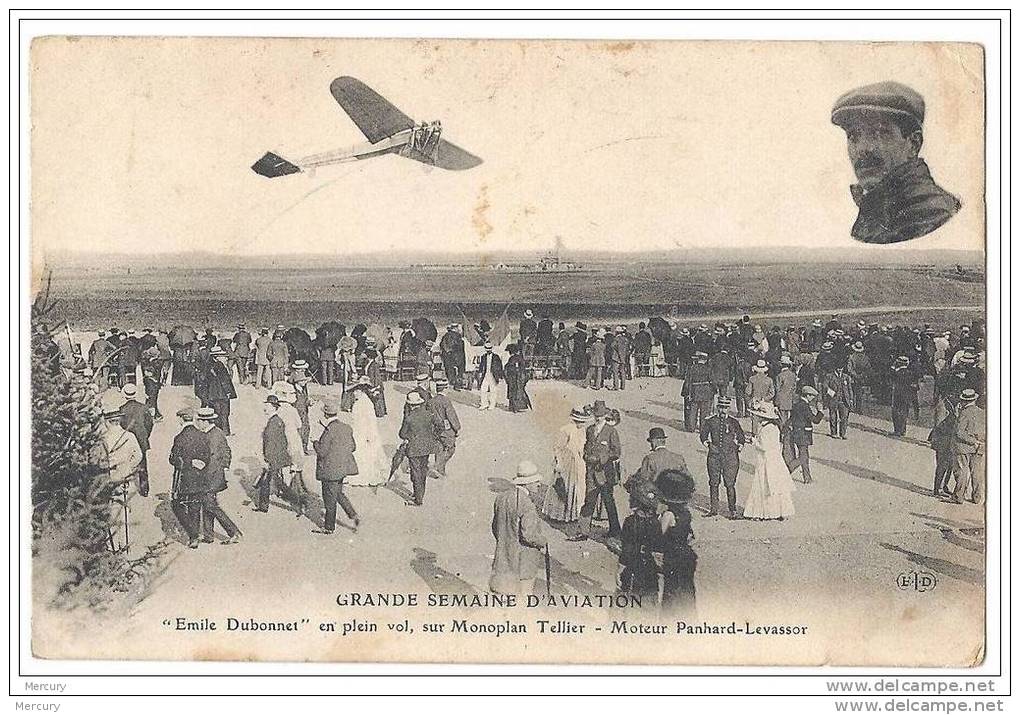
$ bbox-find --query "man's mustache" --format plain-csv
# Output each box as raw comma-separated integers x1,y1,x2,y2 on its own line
854,155,885,172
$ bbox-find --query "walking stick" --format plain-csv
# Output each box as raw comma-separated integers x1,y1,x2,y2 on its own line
544,544,552,597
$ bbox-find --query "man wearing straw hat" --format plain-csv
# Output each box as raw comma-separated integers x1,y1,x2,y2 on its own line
746,359,775,435
312,400,360,533
476,342,504,411
168,408,207,549
890,355,916,437
118,383,153,498
205,345,237,435
788,386,824,484
951,389,985,505
570,400,622,541
429,376,461,477
195,406,242,545
490,460,547,596
399,391,442,506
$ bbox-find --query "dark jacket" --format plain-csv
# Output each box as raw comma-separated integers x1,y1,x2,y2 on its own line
313,418,358,481
169,424,210,496
399,405,442,457
262,413,292,470
849,159,961,245
428,393,461,437
119,399,154,452
204,425,231,492
789,399,824,446
477,352,504,382
205,361,237,403
683,362,715,402
700,413,745,454
584,423,621,486
232,330,252,358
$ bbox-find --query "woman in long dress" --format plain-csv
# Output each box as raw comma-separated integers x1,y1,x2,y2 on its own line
505,343,532,412
743,402,796,520
345,377,389,487
541,407,590,522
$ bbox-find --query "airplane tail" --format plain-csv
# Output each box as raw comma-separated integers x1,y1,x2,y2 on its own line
251,152,302,178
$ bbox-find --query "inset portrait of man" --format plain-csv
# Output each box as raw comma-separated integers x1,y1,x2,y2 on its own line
831,81,961,245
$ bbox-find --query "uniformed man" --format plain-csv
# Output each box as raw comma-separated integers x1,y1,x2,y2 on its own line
787,386,824,484
428,376,461,477
118,384,153,497
682,351,714,433
625,427,688,497
700,396,745,518
831,81,960,244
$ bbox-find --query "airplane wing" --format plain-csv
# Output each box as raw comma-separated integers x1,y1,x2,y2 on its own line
251,151,302,178
330,76,415,144
433,139,484,171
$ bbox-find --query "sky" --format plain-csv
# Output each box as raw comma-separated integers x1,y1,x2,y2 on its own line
31,37,984,260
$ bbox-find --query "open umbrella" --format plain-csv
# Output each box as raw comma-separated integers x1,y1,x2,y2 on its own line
169,324,197,347
648,316,672,345
366,322,390,349
412,317,437,344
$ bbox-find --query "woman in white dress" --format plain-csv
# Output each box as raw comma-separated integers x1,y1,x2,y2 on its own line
743,402,796,520
345,376,389,487
541,406,590,523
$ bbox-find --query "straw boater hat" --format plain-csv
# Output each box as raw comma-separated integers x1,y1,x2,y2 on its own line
852,341,865,352
801,386,819,397
781,355,793,366
196,406,217,421
210,346,226,357
959,389,979,403
694,351,708,362
569,406,590,423
357,375,373,386
513,460,542,486
415,372,430,381
753,359,768,372
291,360,308,371
121,383,138,398
895,355,911,366
406,392,425,406
750,402,780,421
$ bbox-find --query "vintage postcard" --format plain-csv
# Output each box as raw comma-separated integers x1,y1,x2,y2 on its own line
28,37,986,666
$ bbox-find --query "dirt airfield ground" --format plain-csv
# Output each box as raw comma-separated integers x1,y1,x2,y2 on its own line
33,369,986,667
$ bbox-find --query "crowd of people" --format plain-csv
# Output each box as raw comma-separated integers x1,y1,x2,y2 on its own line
54,309,985,613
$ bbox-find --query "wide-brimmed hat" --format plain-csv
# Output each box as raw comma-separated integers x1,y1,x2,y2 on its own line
406,392,425,406
196,406,217,421
264,394,280,407
780,355,793,366
513,460,542,485
591,400,609,417
753,360,768,372
750,402,780,421
647,427,667,442
655,469,695,504
959,389,979,403
569,407,590,423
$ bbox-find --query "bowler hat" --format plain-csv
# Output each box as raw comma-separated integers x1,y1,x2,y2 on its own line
831,81,925,131
591,400,609,417
575,321,588,332
647,427,667,442
513,460,542,485
264,394,280,406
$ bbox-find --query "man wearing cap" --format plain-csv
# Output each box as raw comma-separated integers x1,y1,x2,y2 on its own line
439,324,466,390
118,384,153,497
831,81,961,244
204,346,237,435
788,386,824,484
490,461,547,596
399,391,443,506
428,377,461,477
476,342,504,411
571,400,623,541
312,400,360,533
231,324,252,385
951,389,985,505
889,355,917,437
196,407,242,544
257,395,292,513
682,351,715,433
168,409,209,548
700,396,746,518
625,427,688,498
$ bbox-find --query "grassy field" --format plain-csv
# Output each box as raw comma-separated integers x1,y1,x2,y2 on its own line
44,261,984,331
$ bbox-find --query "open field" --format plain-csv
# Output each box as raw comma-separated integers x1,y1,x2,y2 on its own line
44,260,984,331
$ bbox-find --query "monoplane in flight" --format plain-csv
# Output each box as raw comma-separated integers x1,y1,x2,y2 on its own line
251,76,482,177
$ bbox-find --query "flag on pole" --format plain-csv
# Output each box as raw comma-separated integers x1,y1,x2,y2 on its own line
488,303,513,348
458,305,481,345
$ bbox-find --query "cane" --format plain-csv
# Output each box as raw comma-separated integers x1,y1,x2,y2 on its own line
544,544,552,597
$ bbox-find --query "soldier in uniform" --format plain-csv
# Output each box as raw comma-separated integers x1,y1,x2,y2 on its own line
169,408,210,548
682,351,714,433
428,376,461,477
787,386,824,484
700,396,746,518
831,81,960,244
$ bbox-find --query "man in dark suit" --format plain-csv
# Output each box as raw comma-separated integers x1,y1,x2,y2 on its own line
570,401,622,541
119,383,154,497
476,342,504,410
231,323,252,385
890,355,916,437
788,386,824,484
439,324,466,389
682,351,715,433
700,396,745,518
312,401,360,534
196,407,241,544
258,395,291,512
609,326,631,391
204,346,237,435
398,391,442,506
536,315,555,356
428,377,461,477
168,408,210,548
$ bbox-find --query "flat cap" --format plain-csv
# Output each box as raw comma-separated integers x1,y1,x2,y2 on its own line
831,81,925,130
